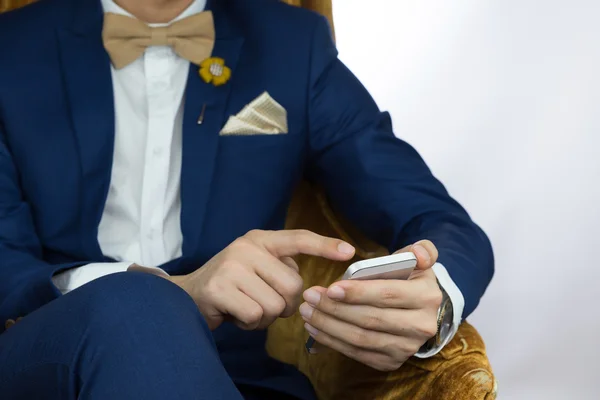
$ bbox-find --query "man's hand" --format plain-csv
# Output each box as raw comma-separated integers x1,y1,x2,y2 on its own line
169,230,356,331
299,240,442,372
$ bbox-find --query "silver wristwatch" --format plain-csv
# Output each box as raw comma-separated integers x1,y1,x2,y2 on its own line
421,281,453,353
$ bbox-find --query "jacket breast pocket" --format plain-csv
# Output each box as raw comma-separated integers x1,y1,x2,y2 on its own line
216,133,305,189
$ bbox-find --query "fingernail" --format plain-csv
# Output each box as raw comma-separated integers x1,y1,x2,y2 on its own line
413,244,430,264
304,322,319,336
303,288,321,306
327,285,345,300
337,242,355,255
299,303,314,320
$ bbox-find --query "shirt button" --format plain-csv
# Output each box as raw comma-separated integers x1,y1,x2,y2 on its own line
153,147,163,156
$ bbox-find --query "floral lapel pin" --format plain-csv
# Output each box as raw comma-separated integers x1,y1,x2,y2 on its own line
199,57,232,87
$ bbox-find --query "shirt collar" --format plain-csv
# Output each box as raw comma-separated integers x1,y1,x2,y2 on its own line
100,0,207,25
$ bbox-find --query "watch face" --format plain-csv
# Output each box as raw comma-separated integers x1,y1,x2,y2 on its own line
439,300,454,342
440,319,452,341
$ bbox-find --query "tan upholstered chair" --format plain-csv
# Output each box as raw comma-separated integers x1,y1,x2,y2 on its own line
0,1,497,398
270,183,497,400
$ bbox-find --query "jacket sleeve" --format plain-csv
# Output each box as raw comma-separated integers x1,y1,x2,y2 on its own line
0,119,85,331
305,16,494,318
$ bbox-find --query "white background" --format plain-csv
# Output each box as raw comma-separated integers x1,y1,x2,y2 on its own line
334,1,600,399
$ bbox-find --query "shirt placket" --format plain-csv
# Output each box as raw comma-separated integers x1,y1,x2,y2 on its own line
140,47,174,267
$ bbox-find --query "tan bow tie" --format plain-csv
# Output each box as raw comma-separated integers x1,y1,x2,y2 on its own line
102,11,216,69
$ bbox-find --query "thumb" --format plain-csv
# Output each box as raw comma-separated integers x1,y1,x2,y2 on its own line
394,240,438,270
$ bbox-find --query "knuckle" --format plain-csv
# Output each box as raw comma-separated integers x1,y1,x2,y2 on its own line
220,258,242,273
381,338,410,359
380,352,404,371
343,345,360,360
232,236,254,251
292,231,311,248
245,305,264,325
294,229,312,237
380,286,400,302
204,278,227,298
291,275,304,294
265,297,287,318
244,229,265,241
379,341,398,357
293,230,322,250
427,289,444,308
281,276,304,299
348,327,370,347
433,293,444,308
364,310,385,331
418,320,439,339
281,256,299,272
398,340,419,355
414,341,424,355
409,341,423,356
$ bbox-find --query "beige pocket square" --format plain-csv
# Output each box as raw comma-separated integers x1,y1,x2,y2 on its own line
220,92,288,136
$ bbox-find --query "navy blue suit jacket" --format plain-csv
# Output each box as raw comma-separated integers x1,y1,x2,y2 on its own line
0,0,493,395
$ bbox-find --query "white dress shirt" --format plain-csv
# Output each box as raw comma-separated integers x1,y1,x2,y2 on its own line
52,0,205,291
51,0,464,357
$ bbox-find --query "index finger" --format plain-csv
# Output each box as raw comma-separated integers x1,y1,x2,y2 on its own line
248,230,355,260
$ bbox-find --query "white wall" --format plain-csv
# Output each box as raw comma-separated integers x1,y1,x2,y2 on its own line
334,1,600,398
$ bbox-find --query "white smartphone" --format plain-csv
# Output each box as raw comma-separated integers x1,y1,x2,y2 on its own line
305,252,417,353
341,252,417,281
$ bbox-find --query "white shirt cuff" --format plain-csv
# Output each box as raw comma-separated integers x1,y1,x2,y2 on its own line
51,262,170,295
414,262,465,358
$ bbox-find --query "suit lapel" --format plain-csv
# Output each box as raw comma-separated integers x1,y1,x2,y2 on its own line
56,0,245,260
57,0,114,258
181,0,245,259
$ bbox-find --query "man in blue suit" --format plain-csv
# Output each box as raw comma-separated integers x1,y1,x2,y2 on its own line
0,0,494,398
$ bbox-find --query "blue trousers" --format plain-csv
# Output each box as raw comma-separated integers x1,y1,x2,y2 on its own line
0,272,311,399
